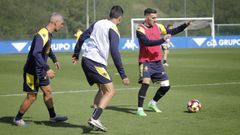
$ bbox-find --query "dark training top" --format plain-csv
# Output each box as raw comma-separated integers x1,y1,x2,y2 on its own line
24,28,57,75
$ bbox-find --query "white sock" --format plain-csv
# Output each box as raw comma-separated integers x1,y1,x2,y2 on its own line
150,99,157,105
138,107,144,111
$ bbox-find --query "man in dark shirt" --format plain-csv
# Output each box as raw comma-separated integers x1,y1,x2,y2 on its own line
14,12,67,126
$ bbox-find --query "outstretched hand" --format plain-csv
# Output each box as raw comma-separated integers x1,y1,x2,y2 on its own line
186,20,192,26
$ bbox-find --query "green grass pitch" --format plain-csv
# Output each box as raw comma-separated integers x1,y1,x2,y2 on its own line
0,48,240,135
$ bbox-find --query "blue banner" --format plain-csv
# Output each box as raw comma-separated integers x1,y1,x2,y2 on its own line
0,36,240,54
0,39,77,54
122,36,240,50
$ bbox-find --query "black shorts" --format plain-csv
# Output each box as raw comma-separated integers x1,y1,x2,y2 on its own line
81,57,112,86
23,68,49,93
161,44,169,51
138,61,169,83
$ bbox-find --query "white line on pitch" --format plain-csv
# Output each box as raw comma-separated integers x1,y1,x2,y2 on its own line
0,81,240,97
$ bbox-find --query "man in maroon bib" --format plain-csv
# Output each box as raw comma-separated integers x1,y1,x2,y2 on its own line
136,8,191,116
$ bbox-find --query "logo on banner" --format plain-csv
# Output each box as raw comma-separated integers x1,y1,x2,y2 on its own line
123,40,138,50
192,38,207,47
11,42,28,52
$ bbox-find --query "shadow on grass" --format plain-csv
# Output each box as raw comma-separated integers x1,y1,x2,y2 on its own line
0,116,101,134
35,121,104,134
183,110,197,114
106,105,153,115
0,116,16,125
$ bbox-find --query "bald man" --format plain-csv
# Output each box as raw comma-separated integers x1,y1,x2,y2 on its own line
13,12,67,126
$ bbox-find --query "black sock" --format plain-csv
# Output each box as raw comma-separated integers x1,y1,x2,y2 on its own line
48,107,56,118
15,111,24,120
153,86,170,102
92,107,103,120
138,83,149,107
163,60,167,64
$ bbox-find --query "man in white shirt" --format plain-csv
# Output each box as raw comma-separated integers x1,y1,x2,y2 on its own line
72,5,129,132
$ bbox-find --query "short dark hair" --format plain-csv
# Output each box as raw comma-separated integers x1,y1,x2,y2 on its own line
109,5,124,19
144,8,157,16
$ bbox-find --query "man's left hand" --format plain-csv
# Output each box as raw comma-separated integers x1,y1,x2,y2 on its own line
55,62,61,69
186,20,192,26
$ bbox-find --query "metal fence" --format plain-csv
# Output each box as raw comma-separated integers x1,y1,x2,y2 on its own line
215,24,240,36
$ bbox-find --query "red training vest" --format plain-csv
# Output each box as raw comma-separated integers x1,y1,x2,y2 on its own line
138,23,162,62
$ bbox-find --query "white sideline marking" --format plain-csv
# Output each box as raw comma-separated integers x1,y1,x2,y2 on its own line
0,81,240,97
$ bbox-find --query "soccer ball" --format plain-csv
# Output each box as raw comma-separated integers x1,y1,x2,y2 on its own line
187,99,202,113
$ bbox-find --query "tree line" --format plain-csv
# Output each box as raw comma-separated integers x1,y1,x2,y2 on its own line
0,0,239,40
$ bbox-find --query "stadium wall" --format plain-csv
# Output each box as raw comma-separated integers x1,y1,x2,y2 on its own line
0,36,240,54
